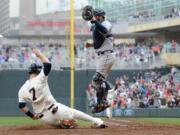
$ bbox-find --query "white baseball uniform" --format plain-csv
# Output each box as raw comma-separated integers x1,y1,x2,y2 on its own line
18,69,103,126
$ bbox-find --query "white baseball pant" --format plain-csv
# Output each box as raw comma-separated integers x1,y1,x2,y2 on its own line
40,103,103,126
96,52,115,78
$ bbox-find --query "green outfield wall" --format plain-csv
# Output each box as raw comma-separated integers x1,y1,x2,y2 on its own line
93,108,180,117
0,67,175,116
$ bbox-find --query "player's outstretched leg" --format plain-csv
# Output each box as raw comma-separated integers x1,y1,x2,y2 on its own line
42,103,107,128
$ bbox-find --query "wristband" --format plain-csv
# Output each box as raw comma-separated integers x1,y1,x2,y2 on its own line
25,111,34,118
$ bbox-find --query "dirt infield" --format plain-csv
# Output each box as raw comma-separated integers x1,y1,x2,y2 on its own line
1,119,180,135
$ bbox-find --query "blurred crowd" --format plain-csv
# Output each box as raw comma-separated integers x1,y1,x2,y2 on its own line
0,43,69,69
128,9,155,21
0,40,179,69
115,43,155,65
0,40,180,109
127,7,180,23
162,7,180,20
87,67,180,109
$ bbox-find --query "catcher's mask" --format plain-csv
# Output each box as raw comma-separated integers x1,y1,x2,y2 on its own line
92,72,105,85
93,8,106,17
28,63,42,75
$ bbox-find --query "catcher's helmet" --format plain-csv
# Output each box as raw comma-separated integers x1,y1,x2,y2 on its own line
92,72,105,84
93,8,106,17
28,63,42,75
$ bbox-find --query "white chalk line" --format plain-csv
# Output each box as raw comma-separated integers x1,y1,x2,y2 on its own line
104,120,128,127
111,119,131,123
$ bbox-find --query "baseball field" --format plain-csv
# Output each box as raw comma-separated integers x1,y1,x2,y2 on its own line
0,117,180,135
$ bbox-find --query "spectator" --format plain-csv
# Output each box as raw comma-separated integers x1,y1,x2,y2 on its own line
160,94,167,108
153,46,159,56
153,91,161,108
168,97,175,108
138,99,146,108
148,96,154,107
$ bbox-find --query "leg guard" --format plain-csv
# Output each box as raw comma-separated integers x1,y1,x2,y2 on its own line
92,76,112,105
91,72,113,113
91,81,112,113
100,81,112,103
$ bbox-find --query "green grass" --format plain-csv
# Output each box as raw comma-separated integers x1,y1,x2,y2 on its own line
124,117,180,125
0,117,43,126
1,117,180,127
0,116,91,127
77,120,91,126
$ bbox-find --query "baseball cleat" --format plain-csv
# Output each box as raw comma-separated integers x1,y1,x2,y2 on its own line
91,124,108,128
99,124,108,128
92,118,107,128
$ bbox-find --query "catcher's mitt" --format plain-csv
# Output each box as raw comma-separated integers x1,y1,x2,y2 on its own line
82,5,93,21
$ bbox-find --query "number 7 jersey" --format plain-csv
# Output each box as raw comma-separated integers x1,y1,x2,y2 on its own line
18,70,56,114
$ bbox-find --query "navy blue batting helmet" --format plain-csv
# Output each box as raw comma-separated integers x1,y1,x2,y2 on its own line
93,8,106,17
28,63,42,75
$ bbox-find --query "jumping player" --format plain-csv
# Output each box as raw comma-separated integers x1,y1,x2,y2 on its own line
18,49,107,128
85,8,115,114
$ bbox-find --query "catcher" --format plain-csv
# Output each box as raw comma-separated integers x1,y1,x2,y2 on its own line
82,6,115,115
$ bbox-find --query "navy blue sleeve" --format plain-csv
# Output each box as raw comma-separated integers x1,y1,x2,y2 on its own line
18,102,26,109
43,62,51,76
93,20,108,34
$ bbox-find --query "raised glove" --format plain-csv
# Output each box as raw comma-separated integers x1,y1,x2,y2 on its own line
82,5,93,21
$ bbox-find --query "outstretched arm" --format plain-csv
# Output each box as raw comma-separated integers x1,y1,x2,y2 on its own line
33,49,50,63
33,49,51,76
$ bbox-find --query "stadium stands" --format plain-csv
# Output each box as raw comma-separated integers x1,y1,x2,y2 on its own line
89,0,180,25
1,40,180,70
87,67,180,109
